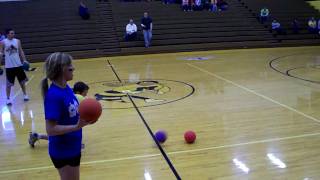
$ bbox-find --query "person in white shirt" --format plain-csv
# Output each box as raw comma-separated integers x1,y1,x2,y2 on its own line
182,0,189,11
125,19,137,41
0,29,29,105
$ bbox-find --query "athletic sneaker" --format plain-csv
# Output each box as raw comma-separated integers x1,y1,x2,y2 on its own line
28,132,39,148
6,99,12,106
23,95,29,101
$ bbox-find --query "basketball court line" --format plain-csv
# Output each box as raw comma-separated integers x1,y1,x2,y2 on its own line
1,131,320,175
269,53,320,84
107,60,123,83
187,63,320,124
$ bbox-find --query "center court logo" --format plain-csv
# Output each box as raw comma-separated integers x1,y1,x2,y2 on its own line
89,79,195,109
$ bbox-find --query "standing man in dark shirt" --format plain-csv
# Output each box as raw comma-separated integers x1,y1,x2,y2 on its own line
141,12,153,48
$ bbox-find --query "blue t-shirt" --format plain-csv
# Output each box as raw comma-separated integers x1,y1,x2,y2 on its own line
44,83,82,159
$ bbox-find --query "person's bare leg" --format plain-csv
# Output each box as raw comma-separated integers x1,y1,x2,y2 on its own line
19,81,27,95
6,85,11,99
58,166,80,180
6,84,12,105
38,134,48,140
19,81,29,101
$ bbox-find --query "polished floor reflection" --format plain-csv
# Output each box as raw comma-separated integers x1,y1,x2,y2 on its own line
0,46,320,179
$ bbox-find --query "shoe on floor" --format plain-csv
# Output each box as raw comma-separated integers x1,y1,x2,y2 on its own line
6,99,12,106
28,132,39,148
24,95,29,101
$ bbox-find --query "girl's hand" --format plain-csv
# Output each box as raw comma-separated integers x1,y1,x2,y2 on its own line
77,118,90,128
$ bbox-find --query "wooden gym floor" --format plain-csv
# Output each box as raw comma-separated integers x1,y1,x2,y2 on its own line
0,46,320,179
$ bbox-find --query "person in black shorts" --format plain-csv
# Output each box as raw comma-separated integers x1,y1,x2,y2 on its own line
0,29,29,105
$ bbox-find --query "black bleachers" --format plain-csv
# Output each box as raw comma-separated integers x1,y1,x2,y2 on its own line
239,0,320,44
0,0,319,61
110,0,276,55
0,0,120,61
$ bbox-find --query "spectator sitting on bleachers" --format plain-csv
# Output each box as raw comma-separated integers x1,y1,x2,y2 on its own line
163,0,175,4
162,0,168,4
292,19,300,34
209,0,217,12
271,19,284,35
308,17,317,34
182,0,190,11
217,0,228,11
125,19,137,41
260,7,269,24
202,0,211,11
194,0,203,10
79,1,90,20
189,0,195,11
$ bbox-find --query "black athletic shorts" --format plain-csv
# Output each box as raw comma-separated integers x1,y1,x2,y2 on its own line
50,154,81,169
6,66,28,86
